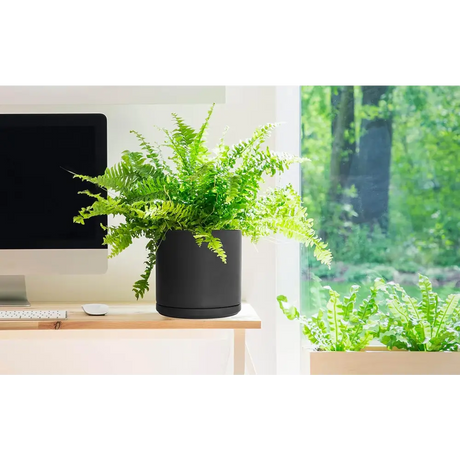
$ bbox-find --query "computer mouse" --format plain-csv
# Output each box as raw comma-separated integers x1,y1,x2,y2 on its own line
82,303,109,316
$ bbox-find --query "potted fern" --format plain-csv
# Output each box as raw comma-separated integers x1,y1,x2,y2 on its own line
73,105,331,318
279,275,460,375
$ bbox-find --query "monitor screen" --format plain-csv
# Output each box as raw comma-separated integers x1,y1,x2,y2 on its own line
0,114,107,249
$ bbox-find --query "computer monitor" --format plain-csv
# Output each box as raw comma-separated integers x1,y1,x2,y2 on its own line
0,113,108,306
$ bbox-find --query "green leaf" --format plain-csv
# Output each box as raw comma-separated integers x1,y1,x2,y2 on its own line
433,294,460,339
418,274,437,326
343,284,360,320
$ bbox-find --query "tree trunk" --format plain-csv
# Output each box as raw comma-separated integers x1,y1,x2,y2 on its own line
323,86,356,234
356,86,392,231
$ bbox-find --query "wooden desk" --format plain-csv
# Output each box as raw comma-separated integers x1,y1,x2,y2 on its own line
0,302,261,375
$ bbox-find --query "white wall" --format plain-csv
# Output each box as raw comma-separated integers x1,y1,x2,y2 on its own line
0,86,226,105
0,86,283,374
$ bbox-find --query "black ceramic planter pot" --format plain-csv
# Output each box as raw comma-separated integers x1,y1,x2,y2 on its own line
156,230,242,319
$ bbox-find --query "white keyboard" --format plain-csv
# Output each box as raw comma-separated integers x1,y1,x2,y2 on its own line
0,310,67,320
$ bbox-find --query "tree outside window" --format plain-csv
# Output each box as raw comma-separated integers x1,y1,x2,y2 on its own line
301,86,460,314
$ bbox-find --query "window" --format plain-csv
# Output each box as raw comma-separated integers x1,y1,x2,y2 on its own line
301,86,460,315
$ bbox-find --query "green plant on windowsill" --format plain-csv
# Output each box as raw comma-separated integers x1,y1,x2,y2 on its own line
279,274,460,352
377,274,460,351
277,279,384,351
72,104,332,299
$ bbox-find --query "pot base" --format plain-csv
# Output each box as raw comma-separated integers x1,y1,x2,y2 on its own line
157,304,241,319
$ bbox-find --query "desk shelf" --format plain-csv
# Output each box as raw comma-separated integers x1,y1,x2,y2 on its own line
0,302,260,374
0,302,260,331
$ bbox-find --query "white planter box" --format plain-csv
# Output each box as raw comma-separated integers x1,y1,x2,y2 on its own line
304,347,460,375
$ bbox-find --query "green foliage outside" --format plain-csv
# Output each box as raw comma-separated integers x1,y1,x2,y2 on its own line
73,105,331,299
301,86,460,314
279,275,460,351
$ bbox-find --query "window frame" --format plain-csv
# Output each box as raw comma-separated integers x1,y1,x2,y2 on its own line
275,86,302,374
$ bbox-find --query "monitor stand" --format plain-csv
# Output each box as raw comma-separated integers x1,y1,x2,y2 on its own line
0,276,31,307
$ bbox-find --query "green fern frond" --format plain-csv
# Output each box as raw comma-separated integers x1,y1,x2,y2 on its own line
350,280,379,344
188,162,215,184
245,185,332,266
303,314,333,350
314,309,328,335
388,281,424,320
75,149,164,196
121,150,144,167
216,126,230,154
171,114,197,146
145,201,196,224
418,274,437,325
73,192,133,224
222,122,279,165
167,111,201,176
104,223,138,258
325,286,344,346
433,294,460,338
191,103,215,167
123,172,177,205
162,127,193,176
193,231,227,263
194,104,214,147
342,284,360,320
277,296,333,350
130,130,173,175
225,175,240,204
300,324,323,348
354,332,374,350
386,294,409,322
74,161,134,193
403,291,429,341
354,280,381,323
266,149,308,173
383,282,428,346
273,221,312,241
429,331,460,351
307,310,332,349
277,295,299,320
133,239,159,300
